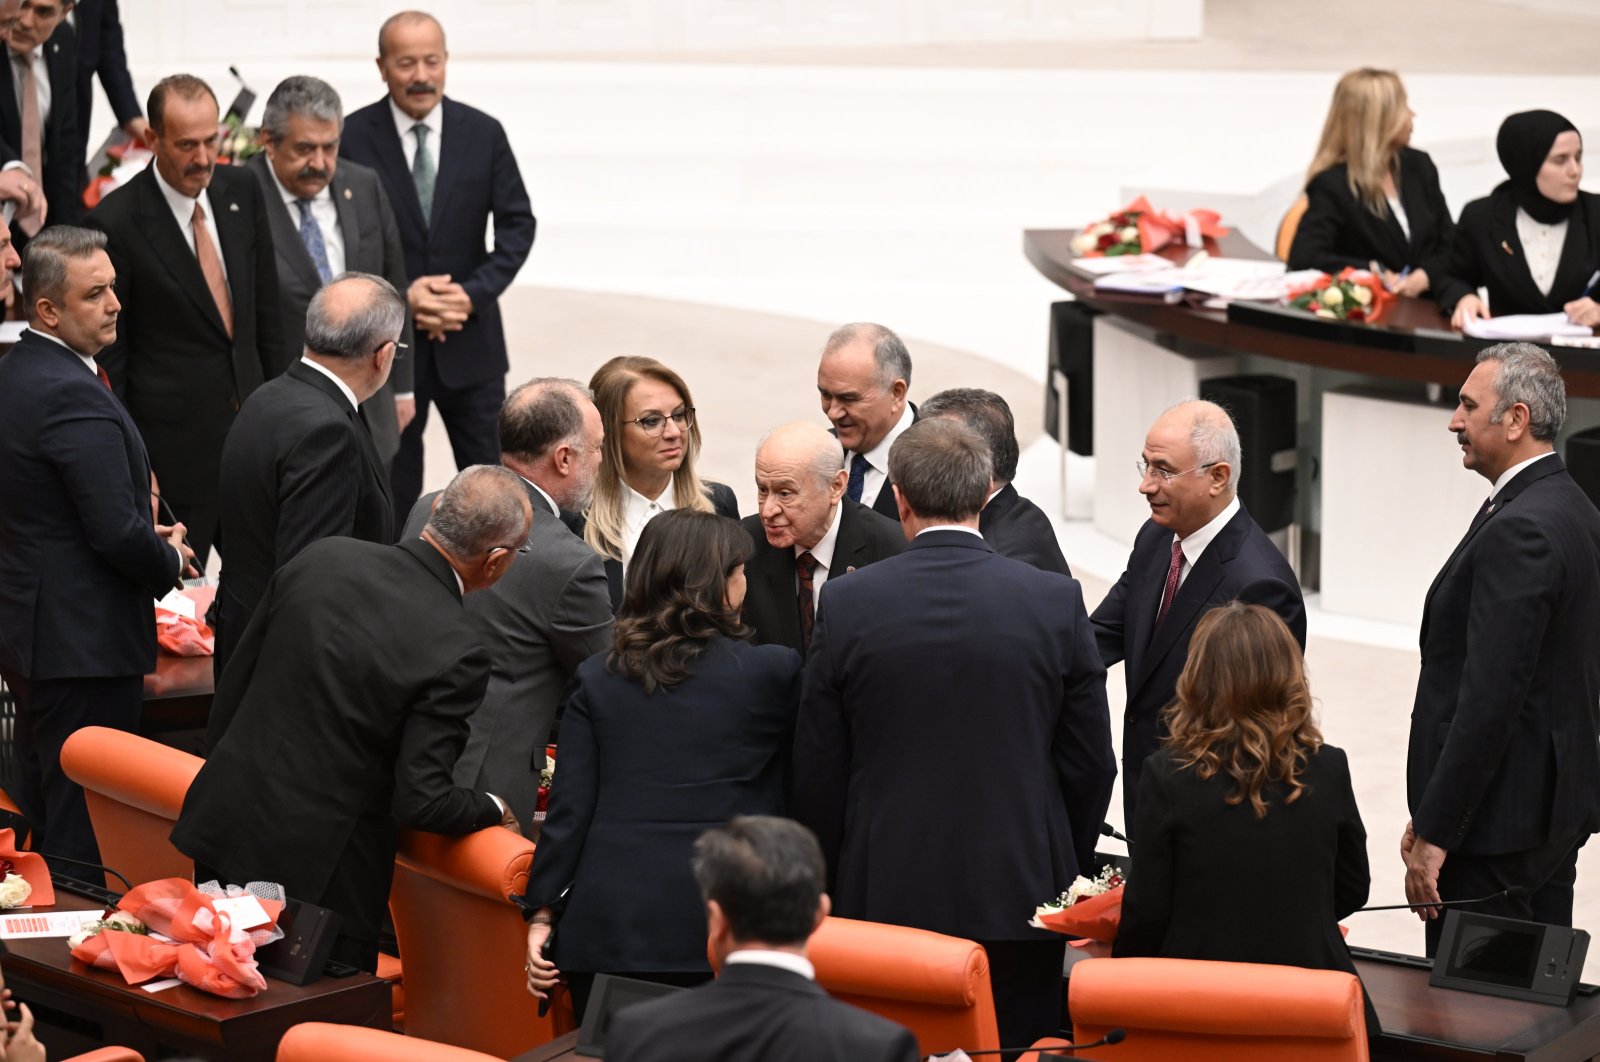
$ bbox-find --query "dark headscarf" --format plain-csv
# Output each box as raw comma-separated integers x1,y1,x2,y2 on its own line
1497,110,1581,225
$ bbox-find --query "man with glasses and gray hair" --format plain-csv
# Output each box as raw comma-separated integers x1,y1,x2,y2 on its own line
1404,342,1600,955
1091,398,1303,832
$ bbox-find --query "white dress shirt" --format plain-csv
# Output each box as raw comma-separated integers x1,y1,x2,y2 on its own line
796,501,844,609
915,524,983,538
267,164,345,277
150,163,229,284
1515,208,1567,297
389,97,442,170
724,949,816,980
622,481,677,565
298,356,358,411
848,404,916,509
1386,194,1410,241
1171,494,1241,591
1490,450,1556,500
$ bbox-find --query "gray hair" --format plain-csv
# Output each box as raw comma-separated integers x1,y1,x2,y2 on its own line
920,388,1019,484
425,465,530,558
304,272,406,360
824,322,912,392
1477,342,1566,440
260,75,344,142
500,378,592,461
1166,398,1241,493
21,225,108,322
756,423,846,491
887,418,991,521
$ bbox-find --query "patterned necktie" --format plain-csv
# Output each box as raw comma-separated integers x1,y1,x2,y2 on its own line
296,199,333,284
191,201,233,338
1155,538,1184,629
796,551,818,652
15,53,40,236
846,453,870,504
412,123,435,221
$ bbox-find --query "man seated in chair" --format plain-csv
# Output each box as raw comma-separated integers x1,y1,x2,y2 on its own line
599,817,917,1062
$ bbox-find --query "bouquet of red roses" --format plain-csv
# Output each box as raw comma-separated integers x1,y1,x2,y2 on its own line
1071,196,1228,257
1030,864,1126,943
1284,267,1393,324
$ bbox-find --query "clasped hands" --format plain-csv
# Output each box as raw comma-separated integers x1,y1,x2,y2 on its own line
1400,819,1447,921
409,275,473,342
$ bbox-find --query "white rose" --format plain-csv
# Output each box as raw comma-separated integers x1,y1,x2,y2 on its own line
68,924,99,949
0,873,31,909
1350,284,1373,306
1315,308,1337,319
1071,233,1098,255
104,911,144,932
1320,286,1344,307
1119,226,1139,243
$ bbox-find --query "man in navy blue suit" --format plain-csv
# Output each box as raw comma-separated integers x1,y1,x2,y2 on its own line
339,10,536,516
0,225,192,869
794,418,1114,1048
1090,399,1304,833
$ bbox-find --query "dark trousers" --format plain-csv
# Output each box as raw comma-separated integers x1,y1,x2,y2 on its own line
0,668,141,877
980,937,1068,1048
142,413,231,569
1425,833,1588,955
389,353,505,520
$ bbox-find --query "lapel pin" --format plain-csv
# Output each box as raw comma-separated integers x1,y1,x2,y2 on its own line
228,202,239,212
344,188,353,200
1486,502,1496,514
1501,240,1514,257
845,566,857,574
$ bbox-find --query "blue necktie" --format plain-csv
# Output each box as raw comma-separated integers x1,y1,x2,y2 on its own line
296,199,333,285
847,453,870,504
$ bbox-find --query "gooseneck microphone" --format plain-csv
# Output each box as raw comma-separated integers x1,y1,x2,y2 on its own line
1098,822,1128,844
930,1028,1128,1058
1355,884,1527,913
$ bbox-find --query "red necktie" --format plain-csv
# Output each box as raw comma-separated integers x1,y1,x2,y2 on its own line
96,364,112,391
1155,539,1183,628
796,551,818,652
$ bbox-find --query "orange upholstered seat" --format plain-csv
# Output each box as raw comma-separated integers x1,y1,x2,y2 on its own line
1276,194,1310,262
59,725,200,888
277,1022,500,1061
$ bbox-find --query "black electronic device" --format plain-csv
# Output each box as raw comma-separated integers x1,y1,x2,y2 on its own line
1429,910,1589,1005
575,973,685,1057
255,897,341,986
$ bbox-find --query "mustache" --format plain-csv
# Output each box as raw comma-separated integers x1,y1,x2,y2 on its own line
405,82,438,96
1457,432,1469,445
185,162,214,177
296,166,331,183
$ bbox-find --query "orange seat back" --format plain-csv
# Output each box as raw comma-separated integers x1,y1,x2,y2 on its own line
1070,957,1369,1061
277,1022,500,1061
64,1049,145,1062
59,726,201,889
1276,194,1309,262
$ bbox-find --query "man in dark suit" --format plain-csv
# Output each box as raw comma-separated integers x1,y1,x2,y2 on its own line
922,387,1071,576
172,465,529,972
71,0,147,163
1091,399,1304,831
0,226,191,869
1,3,79,238
250,75,414,470
741,421,902,655
212,272,403,682
86,73,285,566
604,817,918,1062
816,322,916,521
340,11,536,516
1404,343,1600,954
793,418,1115,1048
402,379,612,834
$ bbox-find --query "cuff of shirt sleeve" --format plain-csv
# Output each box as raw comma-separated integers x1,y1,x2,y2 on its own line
394,392,414,401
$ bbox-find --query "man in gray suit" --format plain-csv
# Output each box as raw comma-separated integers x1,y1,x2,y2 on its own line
403,379,612,834
249,74,414,471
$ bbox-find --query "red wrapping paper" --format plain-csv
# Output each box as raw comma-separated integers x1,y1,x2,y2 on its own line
1034,885,1124,943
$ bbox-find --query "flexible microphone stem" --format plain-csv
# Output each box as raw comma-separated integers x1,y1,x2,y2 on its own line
1354,884,1526,913
35,851,133,893
929,1028,1127,1058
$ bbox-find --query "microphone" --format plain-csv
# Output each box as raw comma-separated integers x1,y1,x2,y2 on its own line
1355,885,1526,913
1099,823,1128,844
930,1029,1127,1058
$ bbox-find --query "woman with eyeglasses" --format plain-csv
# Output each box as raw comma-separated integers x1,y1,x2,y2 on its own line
578,356,738,609
518,509,801,1019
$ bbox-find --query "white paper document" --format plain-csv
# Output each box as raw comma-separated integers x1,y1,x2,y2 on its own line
1070,253,1172,275
1463,313,1593,340
0,910,105,939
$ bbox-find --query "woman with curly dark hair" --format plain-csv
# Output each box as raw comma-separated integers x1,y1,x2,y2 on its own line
519,509,801,1018
1114,601,1377,1031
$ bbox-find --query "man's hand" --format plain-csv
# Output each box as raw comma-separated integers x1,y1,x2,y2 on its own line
1451,294,1490,331
395,396,416,434
158,522,198,580
122,116,151,143
408,275,472,342
1401,820,1448,921
1564,296,1600,328
0,170,44,224
525,919,560,999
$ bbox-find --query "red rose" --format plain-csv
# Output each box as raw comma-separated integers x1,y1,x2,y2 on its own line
1348,308,1366,322
0,859,13,879
1097,233,1116,249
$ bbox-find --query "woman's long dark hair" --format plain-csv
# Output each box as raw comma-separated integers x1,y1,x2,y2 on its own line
608,509,753,693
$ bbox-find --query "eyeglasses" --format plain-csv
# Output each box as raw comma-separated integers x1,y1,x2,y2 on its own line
492,542,532,555
378,339,408,359
1135,458,1217,484
626,407,695,436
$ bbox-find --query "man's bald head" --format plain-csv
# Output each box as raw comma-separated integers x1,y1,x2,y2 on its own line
755,422,848,551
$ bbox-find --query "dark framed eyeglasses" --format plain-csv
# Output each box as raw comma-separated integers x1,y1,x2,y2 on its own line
626,407,695,436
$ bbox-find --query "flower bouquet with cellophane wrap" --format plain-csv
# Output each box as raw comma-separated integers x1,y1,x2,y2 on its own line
1029,864,1126,943
1071,196,1229,257
1283,266,1393,324
69,878,286,998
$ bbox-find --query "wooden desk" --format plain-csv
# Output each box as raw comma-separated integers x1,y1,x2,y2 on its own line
7,893,390,1062
512,1029,581,1061
140,584,217,736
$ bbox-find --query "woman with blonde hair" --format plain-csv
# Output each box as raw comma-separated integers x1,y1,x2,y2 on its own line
1288,68,1454,298
579,356,738,607
1114,601,1377,1031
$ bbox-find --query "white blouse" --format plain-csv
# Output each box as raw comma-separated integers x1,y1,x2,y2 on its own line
1515,207,1568,297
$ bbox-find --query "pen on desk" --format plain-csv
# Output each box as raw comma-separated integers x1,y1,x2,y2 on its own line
1580,269,1600,300
1501,240,1515,257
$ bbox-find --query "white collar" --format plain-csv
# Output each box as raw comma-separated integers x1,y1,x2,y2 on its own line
298,355,359,411
625,479,674,511
1491,451,1556,499
8,44,41,64
916,524,983,538
520,475,560,517
151,160,207,217
855,404,915,472
724,949,815,981
1174,494,1240,567
27,326,96,372
795,500,844,570
390,96,441,141
267,162,331,210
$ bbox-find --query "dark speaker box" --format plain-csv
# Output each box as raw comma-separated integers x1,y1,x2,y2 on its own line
1199,374,1297,534
1046,300,1096,456
1565,427,1600,511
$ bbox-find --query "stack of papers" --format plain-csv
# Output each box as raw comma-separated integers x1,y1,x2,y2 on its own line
1089,253,1290,302
1463,313,1594,340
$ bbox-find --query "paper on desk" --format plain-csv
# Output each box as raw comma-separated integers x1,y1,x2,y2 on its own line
1464,313,1593,340
0,910,105,939
1070,253,1172,275
155,588,196,619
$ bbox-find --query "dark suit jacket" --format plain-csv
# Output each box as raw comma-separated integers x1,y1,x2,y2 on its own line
1091,504,1304,829
1288,147,1454,279
0,329,177,680
577,481,740,612
740,498,904,654
980,482,1071,576
247,152,414,465
521,637,801,974
339,96,534,390
0,24,81,234
1115,745,1374,1029
607,961,919,1062
403,483,612,832
173,536,503,940
793,530,1115,942
212,360,395,681
1434,185,1600,317
842,403,919,521
72,0,141,139
1408,455,1600,855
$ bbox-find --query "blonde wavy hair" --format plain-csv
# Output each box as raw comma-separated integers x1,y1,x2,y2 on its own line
1162,601,1323,819
1306,68,1412,217
583,356,714,562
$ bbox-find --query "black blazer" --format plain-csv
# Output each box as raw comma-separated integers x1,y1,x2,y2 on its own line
841,403,919,522
246,152,414,465
212,360,395,681
1288,147,1453,279
979,482,1071,576
576,481,740,612
521,637,801,974
1114,745,1373,1028
0,329,177,680
72,0,141,145
793,531,1115,942
1433,184,1600,316
1408,455,1600,855
607,961,919,1062
1091,504,1304,831
0,23,81,235
173,536,503,938
739,498,904,655
339,96,535,389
